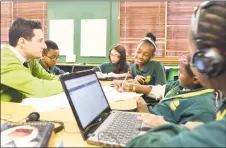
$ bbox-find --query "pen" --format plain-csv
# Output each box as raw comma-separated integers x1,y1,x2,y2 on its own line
121,72,129,90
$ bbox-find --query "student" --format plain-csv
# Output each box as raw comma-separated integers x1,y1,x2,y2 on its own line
1,18,63,102
93,44,130,78
129,32,167,85
117,53,216,124
127,1,226,147
39,40,66,75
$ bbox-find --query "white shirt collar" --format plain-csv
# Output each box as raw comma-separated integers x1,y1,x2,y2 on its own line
7,45,27,64
183,88,191,91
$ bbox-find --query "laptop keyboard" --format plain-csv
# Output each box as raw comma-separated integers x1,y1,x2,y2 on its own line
97,112,142,145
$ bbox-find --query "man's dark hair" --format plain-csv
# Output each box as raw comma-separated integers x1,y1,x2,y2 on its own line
9,18,42,47
42,40,59,55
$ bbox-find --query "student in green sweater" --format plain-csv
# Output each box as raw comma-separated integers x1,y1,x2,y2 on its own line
1,18,63,102
129,32,167,85
116,53,215,124
39,40,66,75
93,44,130,78
127,1,226,147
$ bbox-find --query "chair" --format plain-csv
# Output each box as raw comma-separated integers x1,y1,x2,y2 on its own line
168,68,179,82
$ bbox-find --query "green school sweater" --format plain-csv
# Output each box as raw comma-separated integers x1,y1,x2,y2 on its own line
150,81,216,124
1,45,63,102
127,100,226,147
129,60,167,85
93,62,129,74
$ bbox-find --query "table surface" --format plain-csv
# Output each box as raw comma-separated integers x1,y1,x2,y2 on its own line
1,81,138,147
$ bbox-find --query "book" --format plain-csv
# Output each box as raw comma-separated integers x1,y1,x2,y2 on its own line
1,121,54,147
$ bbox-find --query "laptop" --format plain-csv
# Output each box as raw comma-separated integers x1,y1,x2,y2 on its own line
59,70,151,147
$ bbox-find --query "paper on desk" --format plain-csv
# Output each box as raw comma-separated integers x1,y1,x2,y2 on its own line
102,86,143,102
21,86,143,112
102,85,115,92
21,92,70,112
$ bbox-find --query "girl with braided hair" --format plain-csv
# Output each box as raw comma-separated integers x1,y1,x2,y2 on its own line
126,1,226,147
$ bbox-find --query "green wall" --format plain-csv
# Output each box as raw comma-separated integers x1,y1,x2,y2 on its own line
48,1,119,64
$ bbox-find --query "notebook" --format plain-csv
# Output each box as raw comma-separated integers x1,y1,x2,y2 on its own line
59,70,151,147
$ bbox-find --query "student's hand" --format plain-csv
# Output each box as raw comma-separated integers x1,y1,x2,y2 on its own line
120,82,134,92
107,72,118,78
184,121,204,130
137,113,169,127
115,82,133,92
136,97,149,113
135,75,146,84
113,80,123,90
114,80,138,92
102,73,108,78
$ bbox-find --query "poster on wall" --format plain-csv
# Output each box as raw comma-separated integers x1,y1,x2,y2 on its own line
80,19,107,57
49,19,75,61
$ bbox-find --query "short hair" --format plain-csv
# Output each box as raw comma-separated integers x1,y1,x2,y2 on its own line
9,18,42,47
42,40,59,55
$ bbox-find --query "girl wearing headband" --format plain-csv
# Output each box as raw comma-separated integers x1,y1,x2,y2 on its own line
129,32,167,85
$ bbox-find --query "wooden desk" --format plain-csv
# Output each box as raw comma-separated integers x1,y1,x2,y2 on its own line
1,81,138,147
1,102,137,147
1,102,36,123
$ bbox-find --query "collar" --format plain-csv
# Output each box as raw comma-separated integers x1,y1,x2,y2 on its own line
7,45,27,64
136,60,152,73
183,88,191,91
39,59,49,71
38,59,51,72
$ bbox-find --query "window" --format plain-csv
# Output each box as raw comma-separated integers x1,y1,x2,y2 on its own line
1,1,47,45
120,1,165,57
1,2,13,44
120,1,202,64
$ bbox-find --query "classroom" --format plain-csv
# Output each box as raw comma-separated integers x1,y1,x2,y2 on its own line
1,1,226,147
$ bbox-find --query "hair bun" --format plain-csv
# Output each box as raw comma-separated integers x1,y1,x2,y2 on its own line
146,32,156,42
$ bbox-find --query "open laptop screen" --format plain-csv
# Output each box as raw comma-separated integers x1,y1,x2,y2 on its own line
64,73,109,129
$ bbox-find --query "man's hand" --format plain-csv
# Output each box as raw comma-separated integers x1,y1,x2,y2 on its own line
135,75,146,84
136,97,149,113
184,121,204,130
137,113,169,127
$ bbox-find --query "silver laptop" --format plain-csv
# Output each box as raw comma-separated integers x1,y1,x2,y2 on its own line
60,70,151,147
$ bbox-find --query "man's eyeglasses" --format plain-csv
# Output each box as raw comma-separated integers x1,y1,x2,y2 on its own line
45,55,59,60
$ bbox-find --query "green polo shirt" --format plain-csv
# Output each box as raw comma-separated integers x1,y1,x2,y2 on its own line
39,60,65,75
126,100,226,147
150,81,215,124
129,61,167,85
93,62,129,74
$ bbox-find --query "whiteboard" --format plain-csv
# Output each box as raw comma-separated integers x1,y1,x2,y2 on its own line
49,19,74,56
80,19,107,57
